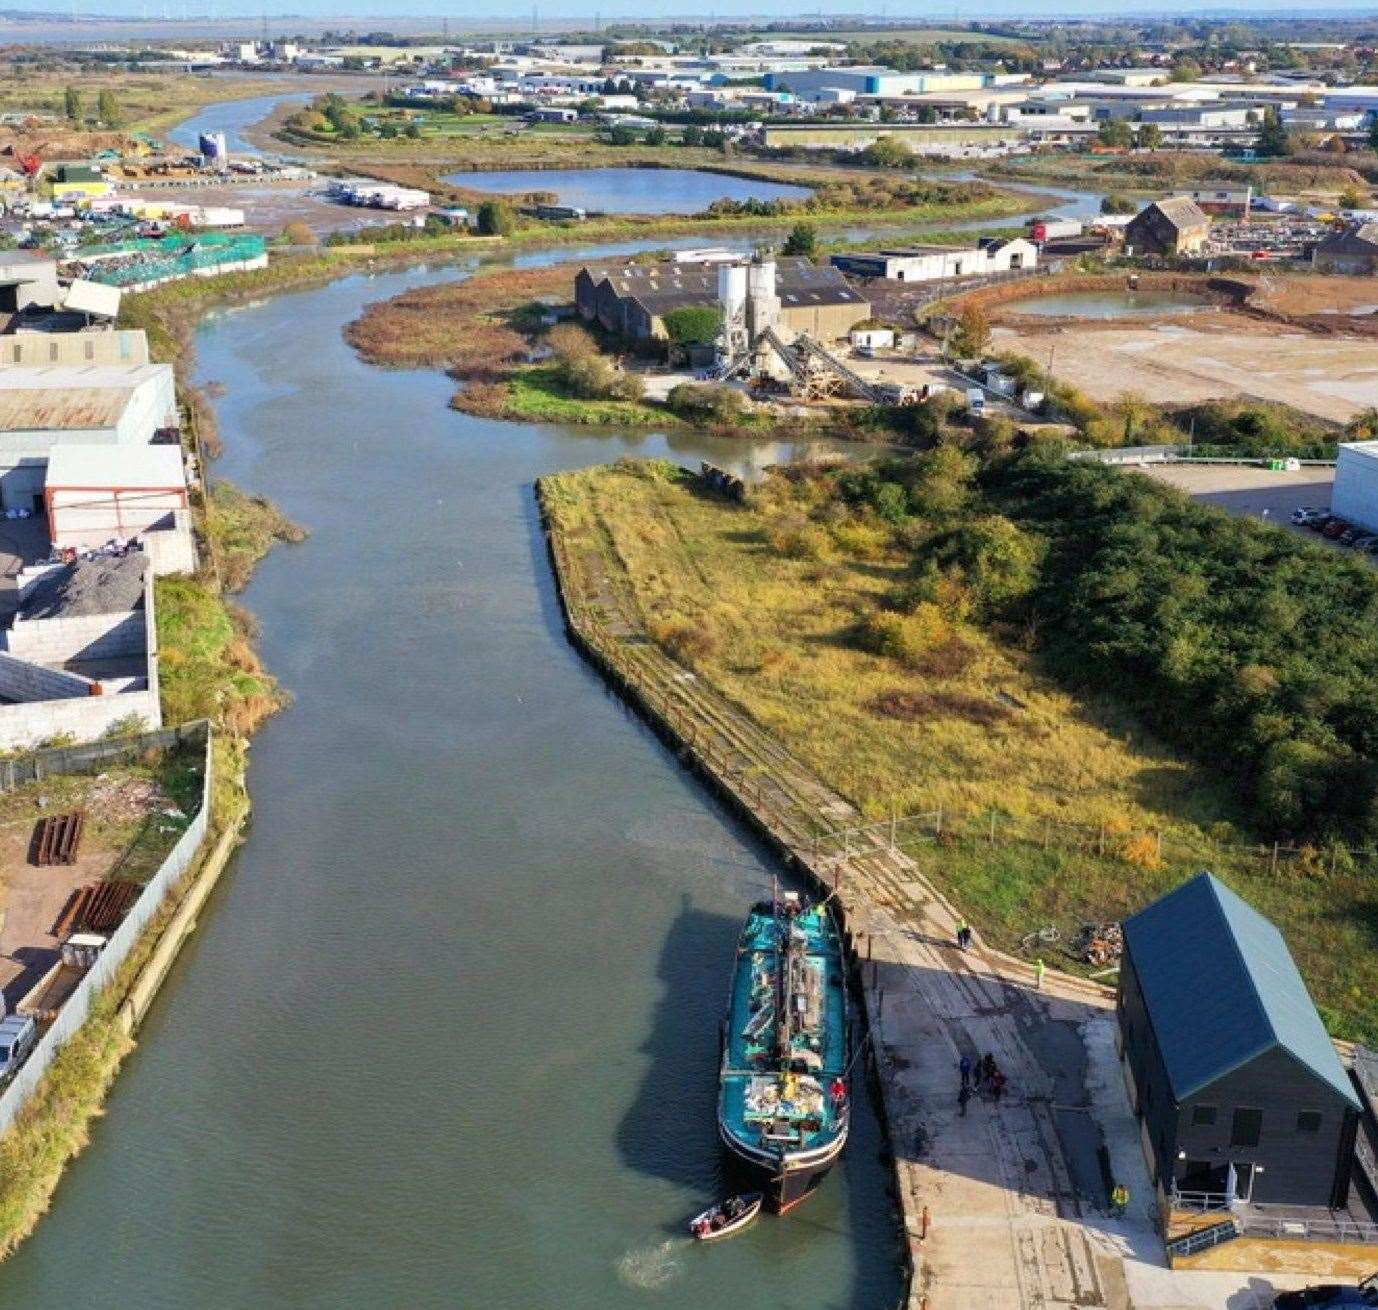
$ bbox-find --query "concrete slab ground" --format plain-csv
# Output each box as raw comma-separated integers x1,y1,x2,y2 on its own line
862,883,1323,1310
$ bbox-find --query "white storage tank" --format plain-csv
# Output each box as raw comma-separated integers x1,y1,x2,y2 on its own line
717,262,747,317
1332,441,1378,534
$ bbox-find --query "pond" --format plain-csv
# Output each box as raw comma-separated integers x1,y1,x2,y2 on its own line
1002,289,1213,319
444,167,813,216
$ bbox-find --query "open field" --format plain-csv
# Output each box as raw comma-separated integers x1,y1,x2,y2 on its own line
991,315,1378,423
546,458,1378,1041
0,67,287,135
981,151,1375,201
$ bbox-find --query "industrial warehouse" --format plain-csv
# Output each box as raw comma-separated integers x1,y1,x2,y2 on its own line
575,255,870,344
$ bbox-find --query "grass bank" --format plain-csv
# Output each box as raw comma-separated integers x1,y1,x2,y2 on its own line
544,457,1378,1043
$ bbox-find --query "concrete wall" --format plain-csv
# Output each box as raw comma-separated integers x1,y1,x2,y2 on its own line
0,687,159,749
142,516,198,576
49,489,186,549
4,330,149,368
6,609,146,665
0,651,94,702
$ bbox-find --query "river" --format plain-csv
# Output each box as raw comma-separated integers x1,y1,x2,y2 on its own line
0,259,904,1309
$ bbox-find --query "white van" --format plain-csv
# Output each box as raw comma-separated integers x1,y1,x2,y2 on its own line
966,387,986,417
0,1015,37,1081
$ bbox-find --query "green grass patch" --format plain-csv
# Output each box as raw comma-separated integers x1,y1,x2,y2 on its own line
204,481,307,593
155,575,284,737
504,364,680,427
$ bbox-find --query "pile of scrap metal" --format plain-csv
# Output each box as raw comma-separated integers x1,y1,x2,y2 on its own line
1073,921,1123,966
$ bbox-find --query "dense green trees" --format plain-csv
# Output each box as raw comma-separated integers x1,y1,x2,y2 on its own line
96,89,124,128
661,305,723,345
475,201,516,236
782,222,818,257
1254,107,1294,157
982,451,1378,841
828,445,1378,842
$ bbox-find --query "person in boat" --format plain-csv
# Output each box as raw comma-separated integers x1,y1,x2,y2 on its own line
830,1076,847,1105
725,1196,745,1220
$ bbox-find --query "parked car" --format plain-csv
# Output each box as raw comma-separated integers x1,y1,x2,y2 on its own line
1274,1274,1378,1310
1350,535,1378,552
1323,519,1350,539
1305,514,1335,531
1292,506,1326,525
1340,526,1364,546
0,1015,36,1083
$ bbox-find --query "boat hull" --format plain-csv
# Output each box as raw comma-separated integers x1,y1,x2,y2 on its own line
719,1118,849,1213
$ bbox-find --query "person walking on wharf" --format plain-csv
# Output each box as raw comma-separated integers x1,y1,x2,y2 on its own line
959,1054,972,1090
958,1081,972,1117
955,919,973,951
1035,957,1046,991
1111,1184,1129,1218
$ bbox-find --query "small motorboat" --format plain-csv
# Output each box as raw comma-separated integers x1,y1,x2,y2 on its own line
689,1192,763,1242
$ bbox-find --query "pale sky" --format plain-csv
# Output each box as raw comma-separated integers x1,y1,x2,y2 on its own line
8,1,1378,22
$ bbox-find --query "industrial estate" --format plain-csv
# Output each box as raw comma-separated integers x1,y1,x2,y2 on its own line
5,9,1378,1310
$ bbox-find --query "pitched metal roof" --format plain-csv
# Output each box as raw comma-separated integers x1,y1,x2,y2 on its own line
1138,196,1209,232
1317,222,1378,256
1123,872,1358,1108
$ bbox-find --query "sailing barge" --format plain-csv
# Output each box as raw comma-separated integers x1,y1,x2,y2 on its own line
717,892,850,1212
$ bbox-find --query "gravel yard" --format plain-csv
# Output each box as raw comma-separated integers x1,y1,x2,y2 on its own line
992,315,1378,423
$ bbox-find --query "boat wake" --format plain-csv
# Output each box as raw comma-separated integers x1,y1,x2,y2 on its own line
616,1240,684,1291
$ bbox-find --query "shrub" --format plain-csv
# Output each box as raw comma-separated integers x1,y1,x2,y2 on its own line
766,514,832,561
546,322,599,362
662,305,723,346
860,136,913,168
282,221,317,246
855,603,953,669
666,382,748,424
559,355,645,402
476,201,516,236
651,616,717,663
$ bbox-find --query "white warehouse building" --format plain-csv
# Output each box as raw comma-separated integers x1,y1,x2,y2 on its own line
44,443,193,569
0,363,177,513
1332,442,1378,534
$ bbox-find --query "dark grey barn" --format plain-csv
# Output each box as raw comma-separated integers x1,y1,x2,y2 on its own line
1118,872,1360,1210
